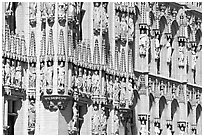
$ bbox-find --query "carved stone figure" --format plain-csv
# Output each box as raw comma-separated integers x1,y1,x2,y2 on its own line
127,79,134,107
107,75,113,99
115,11,120,39
120,13,128,39
40,62,46,92
114,77,120,102
72,66,77,90
154,126,160,135
10,60,16,86
72,102,79,132
120,78,126,106
58,3,66,22
46,61,53,90
191,46,197,70
29,2,37,24
58,62,65,90
178,43,185,67
46,2,55,24
92,105,100,135
93,2,101,33
101,3,108,32
128,14,134,40
126,118,132,135
139,121,147,135
166,38,173,63
15,61,22,88
5,59,11,85
67,2,75,19
28,100,36,131
76,68,83,93
100,107,107,135
87,70,92,94
29,63,36,88
113,110,120,135
92,70,100,96
139,29,148,56
155,35,160,60
2,62,5,85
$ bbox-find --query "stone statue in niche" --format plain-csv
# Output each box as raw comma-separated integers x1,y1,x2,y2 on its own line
46,61,53,93
93,2,101,34
191,46,198,70
100,107,107,135
72,66,77,90
107,75,113,99
15,60,22,88
29,62,36,88
127,79,134,107
2,60,5,85
67,2,75,19
5,59,11,86
114,76,120,103
139,29,148,57
178,42,185,67
126,118,132,135
28,100,36,131
83,69,88,93
120,13,128,40
92,70,100,96
87,70,92,94
128,14,134,40
113,110,120,135
10,60,16,86
40,62,46,93
155,34,161,60
58,3,66,22
115,11,120,39
57,61,65,93
92,105,100,135
166,38,173,64
139,121,147,135
101,3,108,33
46,3,55,23
29,2,37,23
76,68,83,93
72,102,79,132
120,77,126,107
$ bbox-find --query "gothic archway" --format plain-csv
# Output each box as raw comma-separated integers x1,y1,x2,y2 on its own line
149,93,155,111
149,11,155,27
196,104,202,123
187,25,192,39
187,101,192,117
171,20,179,38
159,96,167,118
171,99,179,120
159,16,167,34
195,29,202,45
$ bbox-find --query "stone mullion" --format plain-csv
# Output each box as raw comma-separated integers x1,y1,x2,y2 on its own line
24,2,30,135
34,2,42,134
53,3,58,95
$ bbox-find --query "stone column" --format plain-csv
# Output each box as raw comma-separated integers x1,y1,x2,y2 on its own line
4,100,8,129
137,73,149,134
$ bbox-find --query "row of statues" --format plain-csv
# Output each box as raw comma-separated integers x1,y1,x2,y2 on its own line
72,66,134,108
115,11,134,41
92,106,107,135
2,58,23,89
93,2,108,35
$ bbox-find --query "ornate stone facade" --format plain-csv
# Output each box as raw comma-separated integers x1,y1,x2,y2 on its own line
2,2,202,135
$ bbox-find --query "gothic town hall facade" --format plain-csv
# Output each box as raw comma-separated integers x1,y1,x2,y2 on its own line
1,2,202,135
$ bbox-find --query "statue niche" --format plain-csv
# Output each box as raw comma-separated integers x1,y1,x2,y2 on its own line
57,61,65,94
